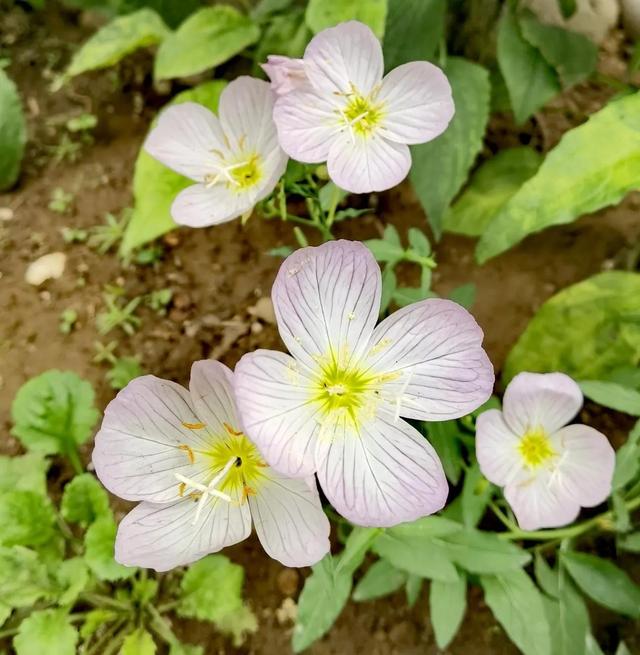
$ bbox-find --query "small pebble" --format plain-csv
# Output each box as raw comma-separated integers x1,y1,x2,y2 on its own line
249,297,276,325
277,568,299,596
25,252,67,286
0,207,14,221
251,321,263,335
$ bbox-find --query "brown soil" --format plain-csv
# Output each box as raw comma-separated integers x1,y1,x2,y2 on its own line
1,4,639,654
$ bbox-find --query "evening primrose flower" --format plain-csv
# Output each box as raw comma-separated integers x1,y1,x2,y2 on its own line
270,21,454,194
234,240,494,527
476,372,615,531
92,361,330,571
261,55,307,96
144,77,287,228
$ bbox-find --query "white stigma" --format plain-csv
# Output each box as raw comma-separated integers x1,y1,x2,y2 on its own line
205,160,251,188
394,368,415,423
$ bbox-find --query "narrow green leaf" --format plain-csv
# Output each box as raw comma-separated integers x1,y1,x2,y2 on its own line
336,527,380,576
534,552,559,598
14,609,78,655
84,516,136,582
353,559,407,601
405,574,422,607
430,575,467,649
578,380,640,415
0,70,26,191
121,628,157,655
305,0,387,39
555,568,590,655
422,420,463,484
61,473,110,526
613,420,640,490
460,464,493,528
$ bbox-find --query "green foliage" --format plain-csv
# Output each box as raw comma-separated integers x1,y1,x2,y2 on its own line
422,420,463,484
84,516,136,582
122,80,227,253
305,0,387,38
56,558,89,606
477,92,640,262
61,473,110,526
13,609,78,655
154,6,260,80
121,628,157,655
0,546,55,608
106,356,143,390
352,560,406,601
410,57,490,238
504,272,640,382
0,491,55,548
429,575,467,649
443,147,542,236
66,9,170,78
613,421,640,491
578,380,640,415
0,453,49,496
0,69,26,191
48,188,74,214
254,7,310,65
544,574,590,655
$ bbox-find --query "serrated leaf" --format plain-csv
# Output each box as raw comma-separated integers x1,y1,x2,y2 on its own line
65,9,169,78
497,4,560,124
0,546,55,608
477,92,640,262
13,609,78,655
578,380,640,415
443,147,542,236
122,80,227,253
305,0,387,39
430,574,467,649
503,272,640,382
56,558,89,606
410,57,490,238
0,453,49,496
0,491,56,548
0,70,26,191
353,559,407,601
84,516,136,582
61,473,110,526
154,6,260,80
121,628,157,655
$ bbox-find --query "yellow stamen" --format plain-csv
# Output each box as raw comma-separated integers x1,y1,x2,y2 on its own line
182,422,206,430
518,428,556,468
178,443,195,464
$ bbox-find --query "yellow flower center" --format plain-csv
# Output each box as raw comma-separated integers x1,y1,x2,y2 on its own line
227,154,262,190
342,94,384,136
518,428,556,468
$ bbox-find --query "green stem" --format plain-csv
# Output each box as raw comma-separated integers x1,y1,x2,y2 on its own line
66,444,84,475
147,604,178,645
86,617,127,655
156,600,179,614
80,592,132,613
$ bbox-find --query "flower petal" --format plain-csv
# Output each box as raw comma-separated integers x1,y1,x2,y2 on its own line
315,412,448,527
144,102,227,181
363,298,494,420
327,131,411,193
93,376,214,503
115,494,251,571
503,372,583,435
261,55,308,95
304,21,383,96
551,424,615,507
171,183,251,227
476,409,524,486
189,360,239,433
271,240,381,371
378,62,454,145
249,472,330,567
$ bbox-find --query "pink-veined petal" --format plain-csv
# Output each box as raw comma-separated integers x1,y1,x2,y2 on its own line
189,360,239,433
93,376,215,503
115,492,251,572
234,350,321,478
315,412,448,527
249,472,330,567
503,372,583,435
378,61,454,145
144,102,227,181
363,298,494,420
261,55,308,95
304,21,383,96
171,183,252,227
271,240,381,371
476,409,524,487
326,131,411,193
551,424,615,507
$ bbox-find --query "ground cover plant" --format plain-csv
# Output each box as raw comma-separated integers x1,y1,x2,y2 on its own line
1,0,640,654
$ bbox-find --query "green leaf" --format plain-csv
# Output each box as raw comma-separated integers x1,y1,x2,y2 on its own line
460,464,493,528
430,575,467,649
169,643,204,655
405,574,422,607
336,527,380,576
122,80,227,253
305,0,387,39
65,9,169,78
121,628,157,655
253,7,309,66
503,272,640,382
586,634,606,655
557,0,577,18
578,380,640,415
497,4,560,124
0,491,55,548
619,531,640,553
0,70,26,191
556,575,590,655
61,473,110,526
84,516,136,582
477,92,640,262
365,224,404,264
14,609,78,655
387,515,462,540
0,546,55,608
80,609,118,640
443,147,543,236
0,602,10,628
613,420,640,490
410,57,490,238
56,558,89,606
0,453,49,496
480,569,552,655
353,559,407,601
11,370,99,456
154,6,260,80
382,0,445,71
534,552,559,598
448,283,476,310
422,420,463,484
562,551,640,618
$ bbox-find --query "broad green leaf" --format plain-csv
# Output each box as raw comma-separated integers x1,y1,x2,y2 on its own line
253,7,309,66
386,515,462,540
562,552,640,618
443,147,542,236
606,365,640,389
503,272,640,382
13,609,78,655
154,6,260,80
0,70,26,191
460,464,493,528
0,602,10,628
497,4,560,124
382,0,445,71
578,380,640,415
534,552,559,598
292,555,352,653
410,57,490,238
519,13,597,87
84,516,136,582
65,9,169,78
56,558,89,606
121,628,157,655
407,227,432,258
11,370,99,456
619,531,640,553
421,420,463,484
336,527,380,576
481,569,552,655
0,453,49,496
556,575,590,655
305,0,387,39
430,575,467,649
122,80,227,253
613,420,640,490
353,559,407,601
0,491,55,548
0,546,55,608
61,473,110,526
477,93,640,262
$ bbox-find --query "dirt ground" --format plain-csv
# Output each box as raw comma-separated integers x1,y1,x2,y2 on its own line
1,3,639,654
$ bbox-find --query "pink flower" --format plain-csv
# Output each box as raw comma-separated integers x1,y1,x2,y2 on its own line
261,55,307,96
234,241,494,527
271,21,454,194
476,372,615,531
93,361,329,571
